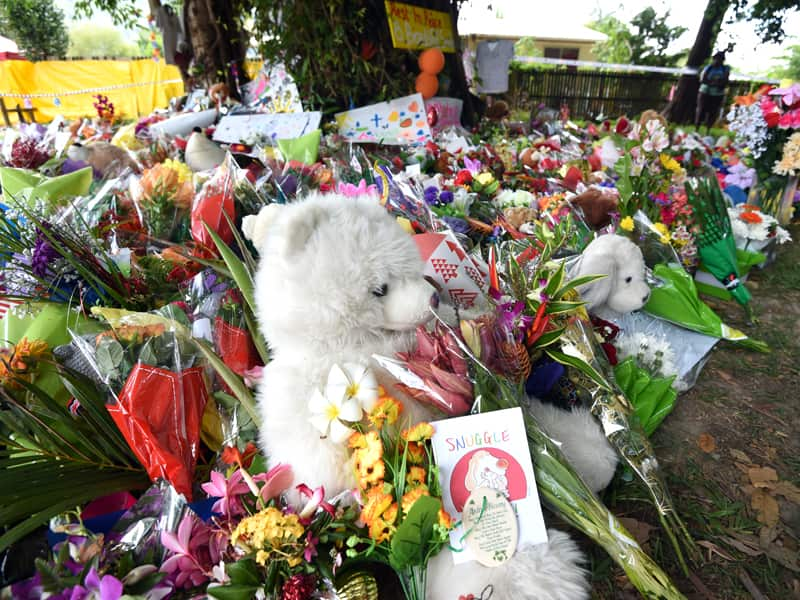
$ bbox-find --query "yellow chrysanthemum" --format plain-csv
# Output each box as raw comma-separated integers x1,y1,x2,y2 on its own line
405,442,426,464
401,422,435,443
438,508,454,530
368,515,397,543
368,395,403,429
162,158,193,184
401,485,430,514
475,172,495,186
619,216,635,232
659,153,681,173
653,222,671,244
230,507,305,566
406,466,427,488
356,457,386,489
360,487,394,527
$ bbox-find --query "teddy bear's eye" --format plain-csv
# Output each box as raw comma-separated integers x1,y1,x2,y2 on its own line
625,276,632,283
372,284,389,298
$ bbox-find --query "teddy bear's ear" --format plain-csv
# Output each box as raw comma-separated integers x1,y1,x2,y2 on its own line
241,204,284,252
276,202,329,257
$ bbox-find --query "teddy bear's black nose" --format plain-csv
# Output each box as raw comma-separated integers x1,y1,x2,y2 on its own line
430,292,440,308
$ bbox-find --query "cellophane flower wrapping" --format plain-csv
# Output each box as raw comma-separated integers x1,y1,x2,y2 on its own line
68,305,209,499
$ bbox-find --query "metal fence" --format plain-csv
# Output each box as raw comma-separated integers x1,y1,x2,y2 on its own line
507,67,765,119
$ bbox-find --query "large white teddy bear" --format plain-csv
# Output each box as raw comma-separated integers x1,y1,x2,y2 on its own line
243,193,617,600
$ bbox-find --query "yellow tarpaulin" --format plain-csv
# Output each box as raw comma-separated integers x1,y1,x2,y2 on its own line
0,58,185,122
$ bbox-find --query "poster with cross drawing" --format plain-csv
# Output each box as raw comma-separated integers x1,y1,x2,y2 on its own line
335,94,432,145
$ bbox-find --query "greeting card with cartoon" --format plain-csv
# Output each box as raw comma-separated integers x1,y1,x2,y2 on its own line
335,93,432,145
431,407,548,565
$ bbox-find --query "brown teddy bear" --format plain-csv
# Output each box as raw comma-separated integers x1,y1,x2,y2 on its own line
569,187,619,229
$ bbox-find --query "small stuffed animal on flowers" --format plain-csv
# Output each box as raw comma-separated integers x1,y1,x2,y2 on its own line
572,234,651,314
244,193,616,600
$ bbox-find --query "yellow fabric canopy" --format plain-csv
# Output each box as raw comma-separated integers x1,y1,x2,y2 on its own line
0,58,185,122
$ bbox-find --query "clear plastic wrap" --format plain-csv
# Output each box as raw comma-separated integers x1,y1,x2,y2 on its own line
66,307,209,499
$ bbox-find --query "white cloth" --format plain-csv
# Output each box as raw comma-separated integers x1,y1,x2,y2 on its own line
475,39,515,94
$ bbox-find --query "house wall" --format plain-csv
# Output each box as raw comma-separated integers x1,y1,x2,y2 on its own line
461,35,599,61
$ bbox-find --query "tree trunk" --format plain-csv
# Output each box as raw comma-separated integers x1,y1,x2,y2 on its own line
662,0,730,123
184,0,248,99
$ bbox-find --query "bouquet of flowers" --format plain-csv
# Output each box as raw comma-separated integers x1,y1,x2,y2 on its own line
133,160,194,242
728,203,792,250
69,306,209,499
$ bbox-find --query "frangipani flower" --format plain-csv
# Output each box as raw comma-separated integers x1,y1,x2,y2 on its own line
326,363,379,412
253,463,295,502
308,388,361,443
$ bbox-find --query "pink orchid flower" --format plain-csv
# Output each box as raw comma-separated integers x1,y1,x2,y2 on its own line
296,483,335,520
201,470,250,517
253,463,295,502
242,365,264,388
337,179,379,198
160,514,211,588
304,531,319,562
770,83,800,108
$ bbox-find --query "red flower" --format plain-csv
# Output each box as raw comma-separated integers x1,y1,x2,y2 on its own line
281,574,317,600
454,169,473,186
221,442,259,468
615,117,630,134
764,111,780,128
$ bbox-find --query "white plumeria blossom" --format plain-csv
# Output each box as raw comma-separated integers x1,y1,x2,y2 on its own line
308,384,362,444
326,362,380,412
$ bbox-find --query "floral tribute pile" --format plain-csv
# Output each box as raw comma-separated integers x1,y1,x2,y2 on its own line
0,79,796,600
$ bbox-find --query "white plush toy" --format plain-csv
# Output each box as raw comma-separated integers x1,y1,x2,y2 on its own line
244,193,618,600
573,234,651,313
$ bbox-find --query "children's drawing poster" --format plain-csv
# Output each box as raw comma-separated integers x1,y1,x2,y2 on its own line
212,112,322,145
384,1,456,52
335,94,432,145
424,97,463,135
241,63,304,113
430,407,548,564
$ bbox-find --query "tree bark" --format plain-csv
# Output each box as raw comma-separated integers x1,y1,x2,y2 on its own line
184,0,248,98
662,0,730,123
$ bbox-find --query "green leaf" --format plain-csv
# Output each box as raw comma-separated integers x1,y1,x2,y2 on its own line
545,349,610,391
544,261,565,298
96,339,124,375
204,223,256,313
207,584,261,600
544,300,586,315
227,559,261,586
556,274,606,299
532,326,566,348
389,495,441,571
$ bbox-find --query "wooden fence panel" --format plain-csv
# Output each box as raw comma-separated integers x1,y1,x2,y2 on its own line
508,68,765,119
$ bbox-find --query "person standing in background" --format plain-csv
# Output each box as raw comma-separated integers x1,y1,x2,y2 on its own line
695,51,731,132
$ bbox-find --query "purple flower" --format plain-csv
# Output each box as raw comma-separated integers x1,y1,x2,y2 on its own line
496,300,533,343
201,469,250,517
464,156,482,176
439,190,454,204
61,158,90,175
423,186,439,205
84,568,123,600
440,216,470,235
11,573,43,599
32,229,59,278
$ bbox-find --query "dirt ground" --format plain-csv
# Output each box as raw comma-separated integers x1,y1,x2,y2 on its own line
591,225,800,599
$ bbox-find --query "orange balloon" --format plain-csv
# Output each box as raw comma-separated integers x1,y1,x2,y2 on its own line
415,72,439,99
418,48,445,75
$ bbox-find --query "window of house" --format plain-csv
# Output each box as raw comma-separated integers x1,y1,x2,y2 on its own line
543,47,580,60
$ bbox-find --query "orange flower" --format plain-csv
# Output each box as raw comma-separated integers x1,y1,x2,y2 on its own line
368,394,403,429
401,422,435,443
405,442,426,465
360,486,394,526
406,466,427,488
368,514,397,543
0,338,50,387
739,211,763,224
438,508,453,530
221,442,259,468
401,485,430,514
356,458,386,489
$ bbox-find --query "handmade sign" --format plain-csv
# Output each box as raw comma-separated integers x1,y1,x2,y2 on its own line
212,112,322,145
384,1,455,52
431,408,548,565
335,93,432,145
241,63,303,113
424,97,463,135
414,231,488,309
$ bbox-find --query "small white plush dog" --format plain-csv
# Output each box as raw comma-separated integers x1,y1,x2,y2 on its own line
573,234,651,313
244,193,618,600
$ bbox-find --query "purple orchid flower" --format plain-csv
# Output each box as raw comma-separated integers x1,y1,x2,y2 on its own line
496,300,534,343
463,156,482,176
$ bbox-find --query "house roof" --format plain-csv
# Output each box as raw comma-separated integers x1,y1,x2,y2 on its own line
457,8,607,43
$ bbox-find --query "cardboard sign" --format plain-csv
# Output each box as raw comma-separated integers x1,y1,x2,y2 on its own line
424,97,463,135
431,408,548,565
385,1,455,52
414,231,488,309
336,94,432,145
213,112,322,145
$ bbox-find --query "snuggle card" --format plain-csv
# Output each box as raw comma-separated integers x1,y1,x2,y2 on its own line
335,93,431,145
431,407,548,565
